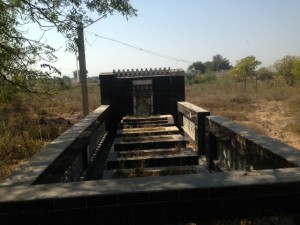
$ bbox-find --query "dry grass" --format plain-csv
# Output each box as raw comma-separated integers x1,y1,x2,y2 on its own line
0,83,100,180
186,76,300,149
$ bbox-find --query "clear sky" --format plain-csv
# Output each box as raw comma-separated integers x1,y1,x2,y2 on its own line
41,0,300,77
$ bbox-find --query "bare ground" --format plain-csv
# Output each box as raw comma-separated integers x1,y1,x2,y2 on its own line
240,100,300,150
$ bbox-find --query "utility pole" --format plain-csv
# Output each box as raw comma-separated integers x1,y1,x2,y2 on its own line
76,25,89,116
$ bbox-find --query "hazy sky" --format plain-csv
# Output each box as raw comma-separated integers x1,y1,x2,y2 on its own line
40,0,300,76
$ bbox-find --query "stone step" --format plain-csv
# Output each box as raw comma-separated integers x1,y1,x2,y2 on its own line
102,165,209,179
119,121,172,129
119,115,174,128
115,147,183,156
116,126,180,137
122,115,173,123
107,148,198,169
114,134,186,151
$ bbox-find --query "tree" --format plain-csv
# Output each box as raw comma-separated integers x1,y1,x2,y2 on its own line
194,71,216,84
230,56,261,88
257,67,274,81
203,61,213,71
274,55,300,86
186,54,231,84
292,58,300,79
0,0,137,97
186,61,206,84
187,61,206,74
211,54,232,71
0,1,52,99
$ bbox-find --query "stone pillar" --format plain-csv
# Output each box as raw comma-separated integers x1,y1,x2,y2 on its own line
196,111,210,155
99,73,114,105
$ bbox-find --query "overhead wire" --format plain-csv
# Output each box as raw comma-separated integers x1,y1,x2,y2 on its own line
85,30,193,64
84,15,107,29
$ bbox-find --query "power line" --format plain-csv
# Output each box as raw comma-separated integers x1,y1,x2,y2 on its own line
85,31,193,64
84,15,107,29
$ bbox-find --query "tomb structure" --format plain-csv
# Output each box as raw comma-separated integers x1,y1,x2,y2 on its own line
1,67,300,225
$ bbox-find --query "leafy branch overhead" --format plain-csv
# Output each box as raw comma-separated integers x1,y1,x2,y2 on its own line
0,0,137,97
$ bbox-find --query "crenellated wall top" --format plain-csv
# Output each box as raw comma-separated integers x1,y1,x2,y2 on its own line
100,68,184,77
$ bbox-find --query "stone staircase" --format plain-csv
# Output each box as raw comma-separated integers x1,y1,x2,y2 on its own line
103,115,206,179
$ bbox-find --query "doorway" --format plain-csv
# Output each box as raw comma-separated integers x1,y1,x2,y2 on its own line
132,80,153,116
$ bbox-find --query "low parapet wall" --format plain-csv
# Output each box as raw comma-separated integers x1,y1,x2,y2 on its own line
206,115,300,171
1,167,300,224
0,105,111,186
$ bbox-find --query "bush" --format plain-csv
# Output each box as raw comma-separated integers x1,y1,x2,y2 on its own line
231,95,252,104
186,71,216,84
257,67,274,80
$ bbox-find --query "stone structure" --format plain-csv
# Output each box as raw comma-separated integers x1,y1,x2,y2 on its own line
1,67,300,224
99,68,185,124
177,101,210,155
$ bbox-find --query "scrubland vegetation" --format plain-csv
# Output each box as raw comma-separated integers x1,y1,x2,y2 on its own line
0,83,100,179
187,75,300,146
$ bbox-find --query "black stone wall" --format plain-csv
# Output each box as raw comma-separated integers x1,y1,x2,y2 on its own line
1,180,300,225
99,70,185,124
206,115,300,171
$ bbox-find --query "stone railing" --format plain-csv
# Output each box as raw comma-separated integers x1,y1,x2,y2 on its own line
177,102,210,155
0,105,111,186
